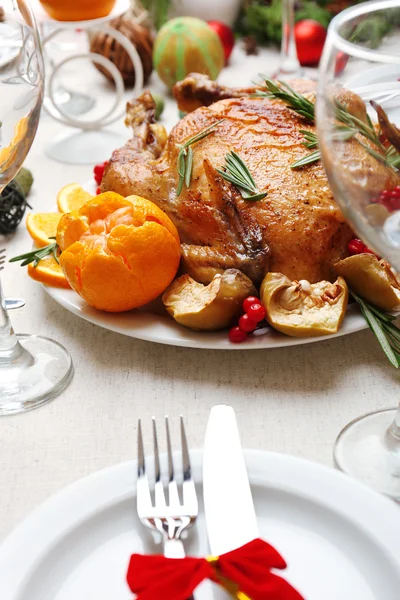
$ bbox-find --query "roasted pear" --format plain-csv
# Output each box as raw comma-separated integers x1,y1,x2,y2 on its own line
162,269,256,331
260,273,348,337
335,254,400,311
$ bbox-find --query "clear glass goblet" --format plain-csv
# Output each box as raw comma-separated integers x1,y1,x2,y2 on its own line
317,0,400,499
0,0,73,415
273,0,303,80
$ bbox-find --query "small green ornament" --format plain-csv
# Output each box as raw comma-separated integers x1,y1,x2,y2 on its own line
153,17,224,89
14,167,33,197
151,92,165,119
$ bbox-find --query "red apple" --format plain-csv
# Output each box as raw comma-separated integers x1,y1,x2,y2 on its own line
207,20,235,64
294,20,327,66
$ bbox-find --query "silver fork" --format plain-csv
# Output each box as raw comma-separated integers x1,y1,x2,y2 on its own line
137,416,198,560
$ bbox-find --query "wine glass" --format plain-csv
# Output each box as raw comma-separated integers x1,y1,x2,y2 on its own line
273,0,303,80
317,0,400,499
0,0,73,415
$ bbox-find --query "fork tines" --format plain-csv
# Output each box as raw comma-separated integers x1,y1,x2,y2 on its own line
137,416,198,516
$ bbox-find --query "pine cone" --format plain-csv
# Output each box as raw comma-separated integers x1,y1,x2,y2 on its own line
89,14,153,86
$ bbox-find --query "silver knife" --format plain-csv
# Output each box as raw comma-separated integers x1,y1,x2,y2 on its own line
203,404,259,556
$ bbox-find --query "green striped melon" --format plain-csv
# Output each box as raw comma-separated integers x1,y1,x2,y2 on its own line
153,17,225,89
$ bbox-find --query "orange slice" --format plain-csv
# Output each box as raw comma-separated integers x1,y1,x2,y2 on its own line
26,212,62,248
57,183,93,213
28,254,70,289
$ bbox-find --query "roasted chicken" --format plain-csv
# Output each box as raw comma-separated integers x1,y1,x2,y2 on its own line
102,75,400,285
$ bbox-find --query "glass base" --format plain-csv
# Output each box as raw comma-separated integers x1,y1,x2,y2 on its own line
51,87,96,117
44,129,127,165
334,408,400,501
272,64,305,81
0,334,73,416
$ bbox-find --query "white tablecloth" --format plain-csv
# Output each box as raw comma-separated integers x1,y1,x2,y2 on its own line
0,37,398,542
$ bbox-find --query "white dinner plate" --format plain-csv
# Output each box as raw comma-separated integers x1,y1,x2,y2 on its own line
44,180,368,349
1,450,400,599
45,284,368,349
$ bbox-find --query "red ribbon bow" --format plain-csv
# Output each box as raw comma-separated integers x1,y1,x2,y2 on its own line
127,538,304,600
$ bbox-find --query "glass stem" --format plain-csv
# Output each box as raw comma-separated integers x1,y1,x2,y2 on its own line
280,0,301,76
0,274,23,362
389,405,400,440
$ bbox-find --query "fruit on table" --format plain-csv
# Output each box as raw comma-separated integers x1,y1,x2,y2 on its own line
26,212,62,248
13,167,34,197
207,21,235,64
27,254,70,289
294,20,327,66
94,161,109,185
260,272,348,337
57,183,93,213
335,254,400,311
57,193,180,312
162,269,256,331
39,0,116,21
153,17,225,89
151,92,165,120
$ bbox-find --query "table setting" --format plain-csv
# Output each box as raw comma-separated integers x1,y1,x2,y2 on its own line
1,0,400,597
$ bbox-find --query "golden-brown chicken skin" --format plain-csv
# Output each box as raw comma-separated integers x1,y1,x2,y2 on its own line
101,78,399,285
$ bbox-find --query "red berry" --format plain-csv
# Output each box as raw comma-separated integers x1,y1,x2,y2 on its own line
334,51,348,76
348,238,366,255
94,163,106,184
229,326,248,343
238,314,258,333
243,296,259,313
247,302,266,323
96,186,101,195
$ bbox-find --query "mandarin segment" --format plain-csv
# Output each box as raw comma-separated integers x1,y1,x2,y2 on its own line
57,212,89,251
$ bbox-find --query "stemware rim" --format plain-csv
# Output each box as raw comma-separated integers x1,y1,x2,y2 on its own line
327,0,400,64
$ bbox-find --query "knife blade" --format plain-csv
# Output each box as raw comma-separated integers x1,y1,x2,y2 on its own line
203,404,259,556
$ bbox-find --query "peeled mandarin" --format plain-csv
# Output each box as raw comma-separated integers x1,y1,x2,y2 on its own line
57,194,181,312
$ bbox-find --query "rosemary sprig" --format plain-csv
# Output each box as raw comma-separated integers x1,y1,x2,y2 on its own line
216,151,267,202
386,145,400,169
177,119,224,196
260,79,400,170
299,130,318,149
334,99,384,149
291,150,322,169
351,290,400,368
10,241,59,267
261,79,315,122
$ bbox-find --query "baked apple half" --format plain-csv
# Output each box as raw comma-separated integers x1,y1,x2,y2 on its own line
162,269,256,331
335,254,400,311
260,273,348,337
